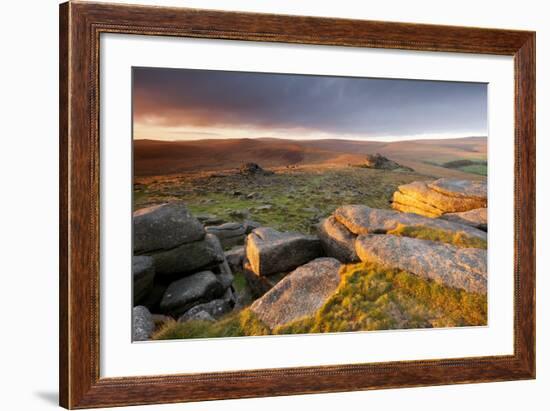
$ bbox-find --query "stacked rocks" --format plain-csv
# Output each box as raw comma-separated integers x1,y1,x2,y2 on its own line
205,222,246,248
204,220,259,248
131,179,488,339
317,202,488,294
132,202,236,340
247,180,489,331
391,178,487,227
440,208,487,231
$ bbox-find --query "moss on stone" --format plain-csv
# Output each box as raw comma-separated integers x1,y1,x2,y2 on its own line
276,262,487,334
152,262,487,340
387,223,487,249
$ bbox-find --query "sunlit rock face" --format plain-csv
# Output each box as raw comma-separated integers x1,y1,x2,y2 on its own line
250,257,342,329
355,234,487,294
440,208,487,231
334,204,486,241
392,178,487,217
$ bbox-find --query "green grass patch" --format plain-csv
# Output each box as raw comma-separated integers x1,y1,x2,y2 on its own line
387,223,487,249
427,158,488,177
458,164,487,176
134,167,424,233
152,309,270,340
277,262,487,334
232,271,248,293
153,262,487,340
132,190,148,208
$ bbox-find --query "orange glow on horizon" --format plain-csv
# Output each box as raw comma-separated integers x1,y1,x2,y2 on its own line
133,122,486,143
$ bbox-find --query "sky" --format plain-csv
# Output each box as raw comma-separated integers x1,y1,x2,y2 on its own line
133,67,487,142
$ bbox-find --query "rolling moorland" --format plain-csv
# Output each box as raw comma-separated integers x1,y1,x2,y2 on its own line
134,136,487,177
133,137,486,233
132,136,488,341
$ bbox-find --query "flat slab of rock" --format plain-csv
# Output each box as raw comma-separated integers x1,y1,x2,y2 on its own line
133,306,155,341
250,258,342,329
392,179,487,216
317,216,359,263
132,256,155,303
149,233,225,276
355,235,487,294
205,222,246,248
440,208,487,231
334,205,486,241
246,227,323,276
134,202,205,253
429,178,487,200
392,189,442,217
196,213,224,225
160,271,225,316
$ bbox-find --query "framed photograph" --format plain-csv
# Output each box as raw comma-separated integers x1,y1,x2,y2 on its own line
59,2,535,409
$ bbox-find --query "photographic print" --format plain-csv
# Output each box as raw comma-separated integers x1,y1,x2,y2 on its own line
131,67,488,342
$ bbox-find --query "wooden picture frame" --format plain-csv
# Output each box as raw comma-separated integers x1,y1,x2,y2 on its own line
59,1,535,408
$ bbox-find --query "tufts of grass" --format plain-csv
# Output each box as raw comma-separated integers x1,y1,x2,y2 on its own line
151,309,270,340
153,262,487,340
232,271,248,293
276,262,487,334
387,223,487,249
134,167,424,234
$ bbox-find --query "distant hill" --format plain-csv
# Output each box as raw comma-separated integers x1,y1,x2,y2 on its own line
134,136,487,177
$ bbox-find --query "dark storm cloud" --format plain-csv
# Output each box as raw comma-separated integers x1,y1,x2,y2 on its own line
133,67,487,137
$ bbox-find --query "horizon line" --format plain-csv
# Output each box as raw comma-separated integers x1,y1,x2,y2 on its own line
133,135,488,144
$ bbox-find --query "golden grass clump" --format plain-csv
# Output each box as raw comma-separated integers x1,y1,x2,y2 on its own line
387,223,487,249
276,262,487,335
153,262,487,340
152,308,269,340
